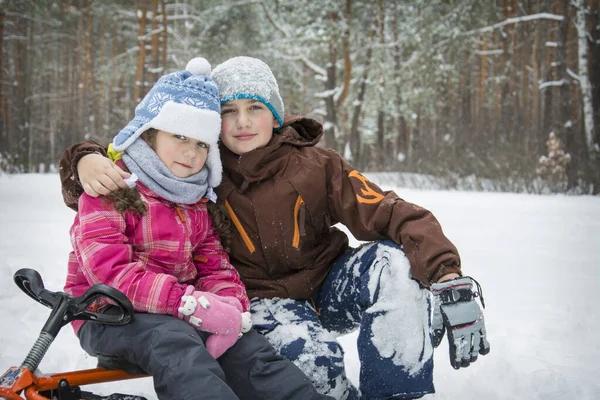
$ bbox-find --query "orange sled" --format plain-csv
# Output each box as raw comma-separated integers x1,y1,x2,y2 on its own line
0,269,149,400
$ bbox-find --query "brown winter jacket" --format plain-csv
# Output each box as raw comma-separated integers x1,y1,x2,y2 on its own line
59,116,461,300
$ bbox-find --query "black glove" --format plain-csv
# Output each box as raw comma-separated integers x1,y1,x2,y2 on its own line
431,276,490,369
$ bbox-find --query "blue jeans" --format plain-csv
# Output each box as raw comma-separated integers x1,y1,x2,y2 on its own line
251,240,435,400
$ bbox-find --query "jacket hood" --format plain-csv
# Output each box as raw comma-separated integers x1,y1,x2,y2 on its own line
219,115,323,191
278,115,323,147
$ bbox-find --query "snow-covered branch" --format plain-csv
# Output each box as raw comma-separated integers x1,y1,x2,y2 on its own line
474,49,504,56
5,11,59,26
567,68,580,81
256,1,290,38
277,53,326,77
461,13,564,36
314,88,341,99
539,79,567,90
95,46,141,74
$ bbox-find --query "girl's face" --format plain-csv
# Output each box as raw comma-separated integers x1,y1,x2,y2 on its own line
154,130,209,178
220,99,280,155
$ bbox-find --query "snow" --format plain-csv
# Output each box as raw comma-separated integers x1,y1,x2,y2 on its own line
361,245,432,376
1,173,599,399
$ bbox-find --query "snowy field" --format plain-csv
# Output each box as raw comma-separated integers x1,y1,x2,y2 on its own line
0,173,598,400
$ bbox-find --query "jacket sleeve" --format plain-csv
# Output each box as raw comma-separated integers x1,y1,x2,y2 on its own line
71,194,187,316
193,216,251,312
60,141,108,211
323,149,461,287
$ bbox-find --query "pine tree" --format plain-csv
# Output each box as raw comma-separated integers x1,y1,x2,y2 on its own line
537,132,571,190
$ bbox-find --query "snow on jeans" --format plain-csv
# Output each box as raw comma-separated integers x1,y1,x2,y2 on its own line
251,240,435,400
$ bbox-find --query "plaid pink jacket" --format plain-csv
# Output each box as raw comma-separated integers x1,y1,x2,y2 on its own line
66,183,250,334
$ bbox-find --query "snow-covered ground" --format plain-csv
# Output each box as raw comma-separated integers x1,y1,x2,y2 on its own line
0,173,598,399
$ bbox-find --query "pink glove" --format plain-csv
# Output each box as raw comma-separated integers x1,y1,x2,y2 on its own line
218,296,253,334
177,286,242,358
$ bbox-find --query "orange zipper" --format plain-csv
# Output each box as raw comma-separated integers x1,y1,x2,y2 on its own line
292,195,305,248
225,200,256,254
174,204,186,223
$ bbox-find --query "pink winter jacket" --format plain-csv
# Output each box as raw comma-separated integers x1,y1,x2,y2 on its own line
65,182,250,334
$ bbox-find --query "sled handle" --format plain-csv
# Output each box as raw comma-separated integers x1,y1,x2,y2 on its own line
69,284,134,326
14,268,59,309
9,269,135,374
13,268,134,328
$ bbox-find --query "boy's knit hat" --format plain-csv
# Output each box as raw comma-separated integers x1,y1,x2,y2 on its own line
211,56,284,127
113,57,222,187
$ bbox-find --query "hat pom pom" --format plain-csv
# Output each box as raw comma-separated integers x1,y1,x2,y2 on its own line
186,57,211,75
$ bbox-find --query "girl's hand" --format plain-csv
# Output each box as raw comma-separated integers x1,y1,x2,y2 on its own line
78,153,130,197
177,287,243,358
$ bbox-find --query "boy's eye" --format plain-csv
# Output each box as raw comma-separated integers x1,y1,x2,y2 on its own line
221,108,235,115
250,104,263,111
197,142,209,149
173,134,186,140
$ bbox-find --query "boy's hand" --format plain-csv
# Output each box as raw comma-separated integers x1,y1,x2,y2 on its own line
431,276,490,369
78,153,130,197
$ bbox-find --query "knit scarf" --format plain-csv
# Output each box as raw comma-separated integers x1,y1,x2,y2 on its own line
123,138,209,205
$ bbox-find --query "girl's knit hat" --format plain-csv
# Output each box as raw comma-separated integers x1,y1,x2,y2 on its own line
211,56,284,127
113,57,222,188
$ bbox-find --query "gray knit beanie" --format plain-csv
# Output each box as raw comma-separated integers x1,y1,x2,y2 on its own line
211,56,284,127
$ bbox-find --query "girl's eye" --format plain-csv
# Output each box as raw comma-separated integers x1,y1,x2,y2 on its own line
197,142,208,149
221,108,235,115
250,104,263,111
173,134,186,140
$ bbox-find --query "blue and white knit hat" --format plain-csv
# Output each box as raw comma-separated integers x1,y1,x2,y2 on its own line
211,56,284,127
113,57,222,188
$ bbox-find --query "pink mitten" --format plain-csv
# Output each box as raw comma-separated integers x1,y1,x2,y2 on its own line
217,296,253,334
177,286,242,358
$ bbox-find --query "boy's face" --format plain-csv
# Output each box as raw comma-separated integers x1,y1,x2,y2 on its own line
154,130,209,178
220,99,280,155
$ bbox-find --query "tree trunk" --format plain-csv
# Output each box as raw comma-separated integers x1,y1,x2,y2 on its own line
322,36,338,152
557,0,575,184
84,0,95,139
26,15,35,171
375,0,385,169
574,0,597,160
0,8,5,153
150,0,160,82
336,0,352,108
530,0,542,155
160,0,168,70
76,0,85,143
349,12,377,170
590,0,600,151
134,1,148,103
392,1,408,166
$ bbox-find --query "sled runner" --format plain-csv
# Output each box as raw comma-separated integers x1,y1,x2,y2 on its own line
0,269,149,400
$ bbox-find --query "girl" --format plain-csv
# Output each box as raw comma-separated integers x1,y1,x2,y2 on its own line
62,57,489,400
65,57,332,400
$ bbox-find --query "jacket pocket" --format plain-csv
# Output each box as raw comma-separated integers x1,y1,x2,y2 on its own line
225,200,256,254
292,195,306,249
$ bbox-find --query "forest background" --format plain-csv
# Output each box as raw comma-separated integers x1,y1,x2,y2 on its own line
1,0,599,194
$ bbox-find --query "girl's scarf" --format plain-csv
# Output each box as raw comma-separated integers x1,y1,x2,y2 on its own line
122,138,208,205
